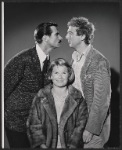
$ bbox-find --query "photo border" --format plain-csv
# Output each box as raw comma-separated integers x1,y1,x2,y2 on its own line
1,0,121,149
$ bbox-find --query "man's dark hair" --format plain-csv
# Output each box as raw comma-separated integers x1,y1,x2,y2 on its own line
34,22,58,44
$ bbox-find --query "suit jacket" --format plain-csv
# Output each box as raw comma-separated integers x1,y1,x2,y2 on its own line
4,46,50,132
26,84,88,148
78,46,111,144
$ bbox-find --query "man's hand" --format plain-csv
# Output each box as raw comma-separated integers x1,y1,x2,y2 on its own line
40,144,47,148
83,130,93,143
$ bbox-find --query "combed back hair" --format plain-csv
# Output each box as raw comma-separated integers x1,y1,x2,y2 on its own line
34,22,58,44
48,58,75,85
67,17,95,44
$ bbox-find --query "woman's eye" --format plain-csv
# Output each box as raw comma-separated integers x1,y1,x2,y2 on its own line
54,72,58,74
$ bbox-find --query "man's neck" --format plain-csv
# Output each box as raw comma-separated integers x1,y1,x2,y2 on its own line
76,42,89,55
38,43,52,55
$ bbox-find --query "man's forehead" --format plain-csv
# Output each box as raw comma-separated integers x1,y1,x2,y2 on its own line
50,26,58,33
67,26,78,32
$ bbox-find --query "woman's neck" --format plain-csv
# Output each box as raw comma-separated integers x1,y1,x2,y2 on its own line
52,85,68,96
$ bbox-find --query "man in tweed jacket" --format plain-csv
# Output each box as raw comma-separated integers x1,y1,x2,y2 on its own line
66,17,111,148
4,22,62,148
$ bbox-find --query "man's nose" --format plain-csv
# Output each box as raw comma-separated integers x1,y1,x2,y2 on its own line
65,34,68,39
60,35,63,40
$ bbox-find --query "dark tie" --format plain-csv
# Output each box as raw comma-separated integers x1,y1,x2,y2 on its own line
41,57,50,86
43,57,49,73
40,58,48,88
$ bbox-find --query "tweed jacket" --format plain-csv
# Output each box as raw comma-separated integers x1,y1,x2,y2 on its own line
26,84,88,148
74,46,111,144
4,46,50,132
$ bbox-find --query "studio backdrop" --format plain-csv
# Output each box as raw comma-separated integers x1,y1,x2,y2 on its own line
4,1,120,148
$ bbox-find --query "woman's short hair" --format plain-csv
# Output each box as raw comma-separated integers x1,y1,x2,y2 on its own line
48,58,75,85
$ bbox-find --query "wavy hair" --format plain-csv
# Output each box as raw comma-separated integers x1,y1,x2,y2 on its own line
67,17,95,44
48,58,75,85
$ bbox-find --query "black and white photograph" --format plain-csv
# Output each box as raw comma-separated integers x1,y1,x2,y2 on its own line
1,0,120,149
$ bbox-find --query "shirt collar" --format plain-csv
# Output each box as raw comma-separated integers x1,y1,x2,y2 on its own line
36,44,49,62
72,44,91,62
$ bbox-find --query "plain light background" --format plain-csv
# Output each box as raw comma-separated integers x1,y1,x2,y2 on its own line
4,1,120,148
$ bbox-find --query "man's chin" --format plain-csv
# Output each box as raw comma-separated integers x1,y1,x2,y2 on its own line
56,44,61,48
53,46,59,49
69,45,73,48
68,43,72,47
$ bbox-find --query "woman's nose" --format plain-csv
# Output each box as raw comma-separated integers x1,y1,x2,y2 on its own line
58,74,62,78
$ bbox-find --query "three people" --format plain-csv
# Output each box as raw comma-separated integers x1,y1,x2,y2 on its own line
66,17,111,148
4,22,62,148
26,58,88,148
5,17,111,148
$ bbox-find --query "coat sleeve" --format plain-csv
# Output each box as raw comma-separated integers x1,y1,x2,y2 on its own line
68,98,88,148
26,94,46,148
85,60,111,135
4,55,24,101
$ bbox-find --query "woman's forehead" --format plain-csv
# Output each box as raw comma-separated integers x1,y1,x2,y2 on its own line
52,65,68,71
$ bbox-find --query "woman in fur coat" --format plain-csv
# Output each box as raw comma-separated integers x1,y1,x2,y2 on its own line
26,58,88,148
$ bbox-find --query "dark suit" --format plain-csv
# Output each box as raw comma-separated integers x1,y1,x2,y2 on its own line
4,46,50,147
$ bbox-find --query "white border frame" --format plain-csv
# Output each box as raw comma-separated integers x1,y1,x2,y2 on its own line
2,1,4,148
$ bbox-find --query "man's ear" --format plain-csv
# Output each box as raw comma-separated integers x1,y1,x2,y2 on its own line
81,34,86,41
42,35,49,42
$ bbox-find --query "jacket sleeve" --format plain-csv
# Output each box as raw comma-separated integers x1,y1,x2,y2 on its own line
4,55,24,101
85,60,111,135
68,98,88,148
26,94,46,148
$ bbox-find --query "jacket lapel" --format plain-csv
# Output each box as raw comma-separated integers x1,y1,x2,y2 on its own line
80,47,95,92
41,86,57,124
31,46,42,76
41,91,58,145
41,85,80,129
59,86,78,129
40,85,82,134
